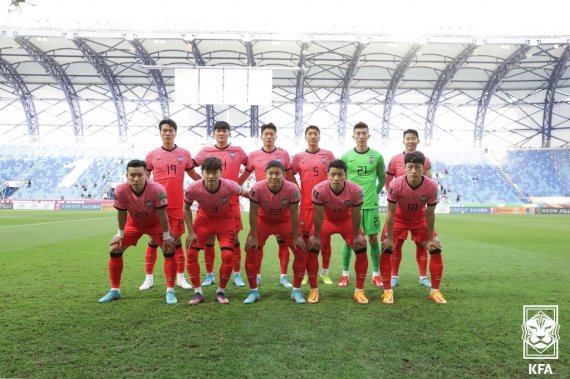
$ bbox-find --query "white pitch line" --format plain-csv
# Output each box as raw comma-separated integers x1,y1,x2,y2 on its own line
0,216,113,229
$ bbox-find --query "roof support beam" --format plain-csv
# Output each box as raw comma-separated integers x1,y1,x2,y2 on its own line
130,39,170,119
189,40,214,137
338,43,365,139
73,38,128,139
381,44,421,141
15,36,84,140
542,44,570,148
425,44,475,143
245,41,259,137
294,43,309,139
0,57,39,140
474,45,530,147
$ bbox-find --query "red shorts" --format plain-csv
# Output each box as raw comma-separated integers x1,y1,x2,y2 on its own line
190,214,236,250
382,223,438,243
122,221,164,249
167,208,185,236
311,217,362,246
230,202,243,232
299,207,315,234
249,217,298,247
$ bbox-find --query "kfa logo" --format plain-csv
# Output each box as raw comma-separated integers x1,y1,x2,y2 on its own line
521,305,559,359
368,156,375,164
229,152,235,160
177,156,184,163
146,201,153,208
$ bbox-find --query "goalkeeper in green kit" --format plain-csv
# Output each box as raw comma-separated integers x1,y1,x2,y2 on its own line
338,122,385,288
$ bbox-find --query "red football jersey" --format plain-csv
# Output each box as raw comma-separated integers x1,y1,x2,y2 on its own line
245,147,292,181
291,148,335,209
312,180,363,221
249,179,300,222
114,180,168,229
387,175,438,227
386,152,431,188
184,178,242,219
146,145,194,210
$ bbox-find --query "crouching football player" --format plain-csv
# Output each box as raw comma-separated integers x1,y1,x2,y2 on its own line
99,159,177,305
307,160,369,304
183,156,244,305
380,151,446,305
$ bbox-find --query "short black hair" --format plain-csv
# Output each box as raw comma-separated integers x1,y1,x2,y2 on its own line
214,121,230,131
265,159,284,172
127,159,147,171
404,151,425,166
327,159,347,173
305,125,320,135
353,121,368,131
159,119,177,132
403,129,419,138
261,123,277,134
202,156,223,172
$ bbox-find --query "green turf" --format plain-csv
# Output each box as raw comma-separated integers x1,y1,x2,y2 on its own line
0,211,568,378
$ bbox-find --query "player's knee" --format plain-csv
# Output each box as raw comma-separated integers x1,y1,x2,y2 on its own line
109,248,123,257
368,235,379,244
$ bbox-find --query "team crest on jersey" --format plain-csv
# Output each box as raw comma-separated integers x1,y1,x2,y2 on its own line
321,157,328,164
343,199,351,207
146,200,153,208
368,156,375,164
221,197,228,204
281,199,288,205
177,156,183,163
229,152,235,160
420,195,427,202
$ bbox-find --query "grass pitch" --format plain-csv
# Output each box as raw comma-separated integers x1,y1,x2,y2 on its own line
0,210,568,378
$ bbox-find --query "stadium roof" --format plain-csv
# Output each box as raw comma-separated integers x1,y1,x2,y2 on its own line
0,0,569,148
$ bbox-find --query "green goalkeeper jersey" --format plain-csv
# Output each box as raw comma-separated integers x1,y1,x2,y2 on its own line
341,147,385,209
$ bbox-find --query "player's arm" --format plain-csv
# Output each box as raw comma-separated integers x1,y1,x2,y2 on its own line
245,201,260,250
183,201,197,249
376,156,386,194
425,204,440,252
382,201,397,252
351,203,367,251
237,169,251,185
307,203,324,252
156,206,175,251
385,172,394,189
352,204,362,240
289,201,305,251
285,169,298,186
187,168,201,181
110,209,128,247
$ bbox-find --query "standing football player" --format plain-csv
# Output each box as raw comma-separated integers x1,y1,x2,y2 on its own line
339,122,385,288
139,119,201,291
291,125,335,284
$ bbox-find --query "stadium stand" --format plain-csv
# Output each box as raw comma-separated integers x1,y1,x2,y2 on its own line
1,145,568,202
